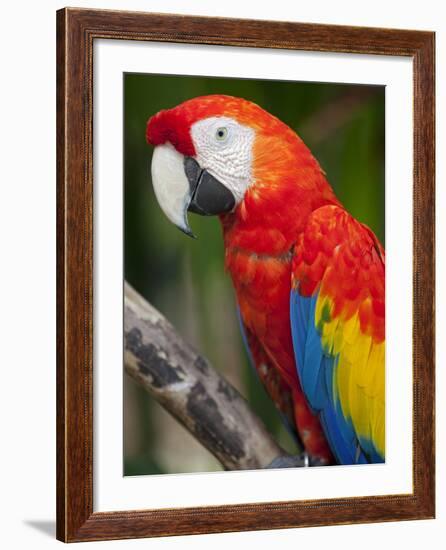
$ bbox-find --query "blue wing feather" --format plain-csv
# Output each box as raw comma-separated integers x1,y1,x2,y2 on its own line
290,289,369,465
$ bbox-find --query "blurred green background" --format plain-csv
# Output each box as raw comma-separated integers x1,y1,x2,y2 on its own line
124,73,385,476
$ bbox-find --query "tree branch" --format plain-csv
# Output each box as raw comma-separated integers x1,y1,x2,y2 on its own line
124,282,287,470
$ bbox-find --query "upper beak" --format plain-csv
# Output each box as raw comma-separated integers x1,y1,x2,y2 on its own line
151,144,235,237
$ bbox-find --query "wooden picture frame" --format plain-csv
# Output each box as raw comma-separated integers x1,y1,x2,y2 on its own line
56,7,435,542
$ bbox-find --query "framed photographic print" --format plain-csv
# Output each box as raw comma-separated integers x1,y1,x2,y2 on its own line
56,7,435,542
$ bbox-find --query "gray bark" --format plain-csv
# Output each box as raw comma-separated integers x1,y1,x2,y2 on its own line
124,282,287,470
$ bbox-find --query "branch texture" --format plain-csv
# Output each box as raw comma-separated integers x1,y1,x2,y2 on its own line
124,282,287,470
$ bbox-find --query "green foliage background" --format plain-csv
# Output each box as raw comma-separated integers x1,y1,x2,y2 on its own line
124,73,385,476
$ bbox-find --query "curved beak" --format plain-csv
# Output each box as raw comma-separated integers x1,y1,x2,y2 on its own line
151,144,235,238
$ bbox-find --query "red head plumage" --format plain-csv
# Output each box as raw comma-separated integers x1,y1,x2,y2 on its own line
146,108,196,156
146,94,296,154
147,95,339,254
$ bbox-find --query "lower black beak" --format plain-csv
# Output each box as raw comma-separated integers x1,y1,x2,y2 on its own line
184,157,235,217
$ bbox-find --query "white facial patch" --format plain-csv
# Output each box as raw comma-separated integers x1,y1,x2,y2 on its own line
190,116,255,204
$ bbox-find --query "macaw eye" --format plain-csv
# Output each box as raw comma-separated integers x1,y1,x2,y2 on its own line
215,127,228,142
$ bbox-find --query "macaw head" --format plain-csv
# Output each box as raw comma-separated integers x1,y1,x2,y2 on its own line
146,95,334,239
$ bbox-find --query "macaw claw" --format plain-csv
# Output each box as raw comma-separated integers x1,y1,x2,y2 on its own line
266,453,328,469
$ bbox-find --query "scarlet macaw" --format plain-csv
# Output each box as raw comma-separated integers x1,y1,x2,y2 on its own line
146,95,385,466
